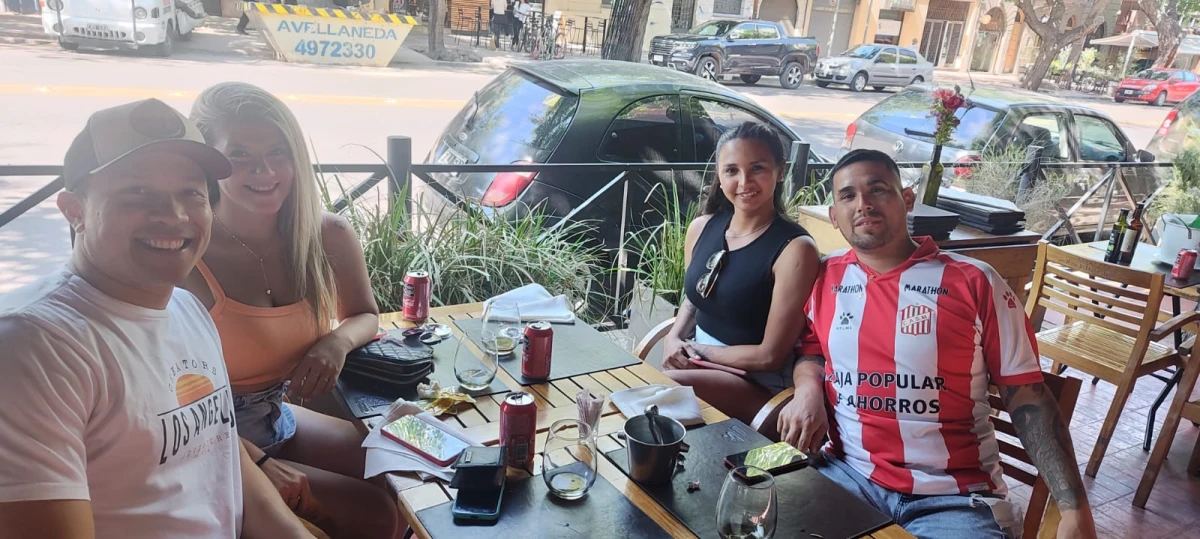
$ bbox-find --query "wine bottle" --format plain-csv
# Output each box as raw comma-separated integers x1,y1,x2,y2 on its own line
1104,209,1130,263
1118,202,1146,265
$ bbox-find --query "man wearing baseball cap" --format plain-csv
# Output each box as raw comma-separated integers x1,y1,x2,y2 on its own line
0,99,316,538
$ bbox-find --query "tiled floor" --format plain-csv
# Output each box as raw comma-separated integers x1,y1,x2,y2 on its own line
1024,308,1200,538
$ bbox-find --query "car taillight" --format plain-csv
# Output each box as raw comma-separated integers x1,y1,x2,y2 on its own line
816,44,821,57
842,122,857,149
481,163,536,207
1158,109,1180,138
954,155,981,178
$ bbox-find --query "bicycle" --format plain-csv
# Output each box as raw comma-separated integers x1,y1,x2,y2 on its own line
528,11,565,60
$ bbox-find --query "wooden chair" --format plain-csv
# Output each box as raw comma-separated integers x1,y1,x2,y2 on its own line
1024,240,1200,477
752,371,1082,537
952,243,1039,304
1134,335,1200,508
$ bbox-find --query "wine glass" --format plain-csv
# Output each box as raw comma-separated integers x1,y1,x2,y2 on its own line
542,419,599,500
453,330,497,392
480,299,522,357
716,466,778,539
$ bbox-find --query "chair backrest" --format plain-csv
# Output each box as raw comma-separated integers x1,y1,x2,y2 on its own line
953,243,1039,304
1024,240,1165,342
988,370,1083,538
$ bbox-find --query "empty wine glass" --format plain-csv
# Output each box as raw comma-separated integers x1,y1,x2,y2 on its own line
542,419,599,500
716,466,777,539
480,299,521,357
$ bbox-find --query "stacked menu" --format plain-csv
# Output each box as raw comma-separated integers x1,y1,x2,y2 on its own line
936,191,1026,235
908,203,961,241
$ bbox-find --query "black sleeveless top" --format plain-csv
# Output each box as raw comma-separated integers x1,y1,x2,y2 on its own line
683,211,809,346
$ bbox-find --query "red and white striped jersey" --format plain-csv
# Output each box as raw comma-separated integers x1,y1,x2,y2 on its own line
797,237,1043,496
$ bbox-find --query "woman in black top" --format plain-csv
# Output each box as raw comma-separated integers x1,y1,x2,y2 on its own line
663,122,821,427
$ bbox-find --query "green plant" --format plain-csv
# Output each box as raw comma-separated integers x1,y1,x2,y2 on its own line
960,145,1072,233
1149,145,1200,224
320,172,610,323
623,181,696,307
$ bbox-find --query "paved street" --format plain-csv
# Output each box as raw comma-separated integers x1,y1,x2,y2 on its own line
0,29,1172,291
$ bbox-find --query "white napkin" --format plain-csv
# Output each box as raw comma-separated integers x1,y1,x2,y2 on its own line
610,385,705,427
486,283,576,324
361,399,483,482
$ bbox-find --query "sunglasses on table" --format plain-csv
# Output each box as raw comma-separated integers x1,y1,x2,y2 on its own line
696,249,727,299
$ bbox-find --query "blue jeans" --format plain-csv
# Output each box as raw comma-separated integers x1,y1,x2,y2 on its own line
233,381,298,456
813,452,1022,539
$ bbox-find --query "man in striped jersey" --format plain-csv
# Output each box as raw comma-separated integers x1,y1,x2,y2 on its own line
777,150,1095,538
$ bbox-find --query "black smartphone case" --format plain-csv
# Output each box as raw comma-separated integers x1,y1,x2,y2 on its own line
450,446,506,490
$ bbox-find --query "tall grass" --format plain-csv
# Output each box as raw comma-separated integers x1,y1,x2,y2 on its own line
959,145,1071,233
624,181,696,306
320,173,607,322
1149,145,1200,224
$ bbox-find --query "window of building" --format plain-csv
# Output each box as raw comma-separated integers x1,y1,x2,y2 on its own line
713,0,743,16
598,95,683,163
874,9,904,45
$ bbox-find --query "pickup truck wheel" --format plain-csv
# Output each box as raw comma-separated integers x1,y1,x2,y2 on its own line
780,61,804,90
58,38,79,51
695,57,719,82
740,75,761,85
850,72,868,92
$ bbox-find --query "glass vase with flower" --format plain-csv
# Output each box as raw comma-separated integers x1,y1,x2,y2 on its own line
917,85,969,206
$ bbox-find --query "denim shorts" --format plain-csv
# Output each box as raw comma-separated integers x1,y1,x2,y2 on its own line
233,381,298,456
694,326,795,395
812,451,1023,539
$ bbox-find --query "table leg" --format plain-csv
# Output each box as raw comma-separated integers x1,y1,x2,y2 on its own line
1144,296,1188,451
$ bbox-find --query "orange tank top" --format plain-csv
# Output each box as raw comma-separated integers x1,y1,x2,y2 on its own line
196,261,324,386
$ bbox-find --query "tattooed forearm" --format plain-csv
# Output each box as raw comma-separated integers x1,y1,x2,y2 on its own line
1002,383,1088,511
797,354,826,367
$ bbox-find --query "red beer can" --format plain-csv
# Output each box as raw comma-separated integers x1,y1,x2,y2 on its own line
401,270,431,324
500,392,537,470
521,321,554,379
1173,249,1197,280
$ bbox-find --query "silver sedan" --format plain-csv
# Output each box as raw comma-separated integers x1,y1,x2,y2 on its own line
813,45,934,92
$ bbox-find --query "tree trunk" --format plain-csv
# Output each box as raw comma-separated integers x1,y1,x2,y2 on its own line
427,0,445,57
601,0,652,62
1153,16,1183,67
1061,41,1084,89
1022,43,1063,92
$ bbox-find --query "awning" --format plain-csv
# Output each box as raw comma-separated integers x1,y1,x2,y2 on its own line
1090,30,1160,49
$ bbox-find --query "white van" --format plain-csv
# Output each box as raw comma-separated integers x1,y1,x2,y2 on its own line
42,0,207,56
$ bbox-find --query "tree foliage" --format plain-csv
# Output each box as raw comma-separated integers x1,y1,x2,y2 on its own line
1139,0,1184,68
1014,0,1108,91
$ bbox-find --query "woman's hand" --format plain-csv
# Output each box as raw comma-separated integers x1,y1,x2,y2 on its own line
288,336,348,400
261,458,321,518
662,334,699,371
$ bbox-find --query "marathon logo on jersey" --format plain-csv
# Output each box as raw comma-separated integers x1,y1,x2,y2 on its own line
899,304,934,335
158,359,236,466
832,284,864,295
903,283,949,296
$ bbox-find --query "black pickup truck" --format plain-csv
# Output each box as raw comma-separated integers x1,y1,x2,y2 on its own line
648,20,819,90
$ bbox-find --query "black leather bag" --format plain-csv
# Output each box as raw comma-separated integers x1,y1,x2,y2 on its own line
343,333,435,386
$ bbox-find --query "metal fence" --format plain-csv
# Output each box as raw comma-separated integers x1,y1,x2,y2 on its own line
446,8,606,57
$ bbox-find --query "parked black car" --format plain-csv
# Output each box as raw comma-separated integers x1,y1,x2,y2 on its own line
648,20,819,90
415,60,826,269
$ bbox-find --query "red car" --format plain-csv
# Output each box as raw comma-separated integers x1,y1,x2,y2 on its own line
1114,68,1200,106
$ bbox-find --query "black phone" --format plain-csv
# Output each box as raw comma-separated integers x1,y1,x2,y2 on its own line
724,442,809,480
451,482,505,522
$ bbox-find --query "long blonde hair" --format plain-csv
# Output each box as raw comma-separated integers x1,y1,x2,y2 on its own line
190,82,336,329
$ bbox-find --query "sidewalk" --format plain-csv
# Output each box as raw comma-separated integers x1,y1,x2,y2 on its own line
934,68,1114,103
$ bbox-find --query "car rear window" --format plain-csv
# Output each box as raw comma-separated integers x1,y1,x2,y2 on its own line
860,88,1003,150
451,70,580,164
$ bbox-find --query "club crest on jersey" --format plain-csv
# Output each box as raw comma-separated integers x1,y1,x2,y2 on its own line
1003,290,1019,309
836,311,855,330
899,305,934,335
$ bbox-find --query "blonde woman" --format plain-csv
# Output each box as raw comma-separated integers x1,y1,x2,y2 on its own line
185,82,400,539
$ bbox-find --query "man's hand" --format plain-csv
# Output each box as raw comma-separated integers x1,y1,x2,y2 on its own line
778,356,828,453
662,334,700,371
261,458,321,519
1056,507,1098,539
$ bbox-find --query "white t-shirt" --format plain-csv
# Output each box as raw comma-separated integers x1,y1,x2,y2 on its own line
0,268,243,538
492,0,507,15
515,3,531,22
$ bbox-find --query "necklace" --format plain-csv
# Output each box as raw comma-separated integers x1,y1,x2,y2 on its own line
725,220,772,239
215,217,272,297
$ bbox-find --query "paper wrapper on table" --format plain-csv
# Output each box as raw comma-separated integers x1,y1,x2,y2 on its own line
577,388,606,433
486,283,576,324
610,385,705,427
361,399,483,481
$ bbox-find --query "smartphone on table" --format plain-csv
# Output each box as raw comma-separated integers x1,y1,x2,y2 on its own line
451,481,505,522
724,442,809,482
381,415,471,467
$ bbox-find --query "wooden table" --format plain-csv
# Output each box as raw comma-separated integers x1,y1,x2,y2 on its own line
797,205,1042,254
337,304,914,539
